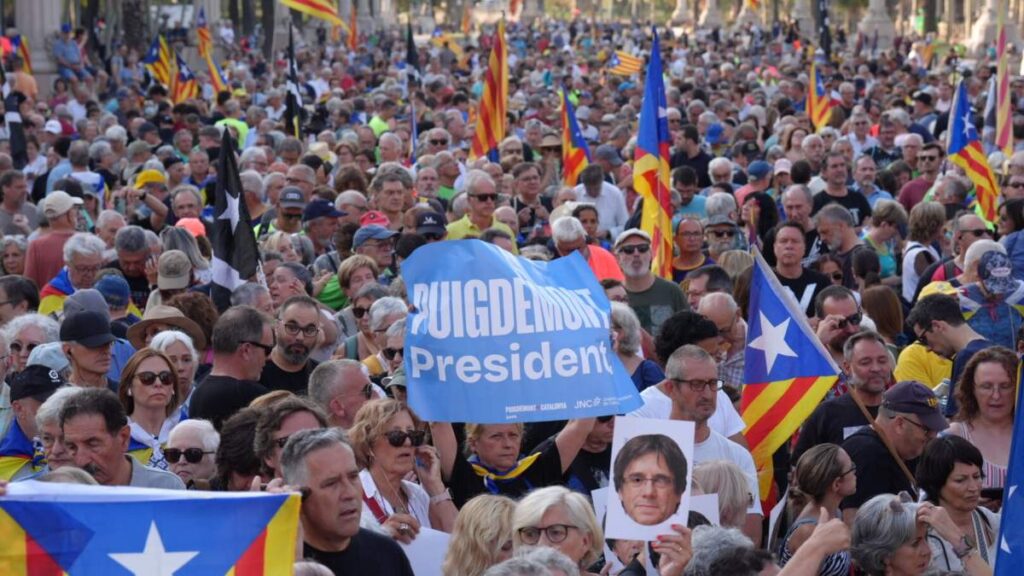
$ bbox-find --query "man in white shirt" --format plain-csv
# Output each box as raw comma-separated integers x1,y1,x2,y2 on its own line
572,165,629,241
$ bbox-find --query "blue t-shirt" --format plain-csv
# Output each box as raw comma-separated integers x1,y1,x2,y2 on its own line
676,195,707,219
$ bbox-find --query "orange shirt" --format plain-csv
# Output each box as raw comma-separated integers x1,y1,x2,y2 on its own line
587,245,625,281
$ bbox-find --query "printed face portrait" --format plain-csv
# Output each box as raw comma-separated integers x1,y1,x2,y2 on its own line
614,434,687,526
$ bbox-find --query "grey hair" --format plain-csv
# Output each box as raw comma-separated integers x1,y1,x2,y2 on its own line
262,172,285,192
171,184,203,206
385,317,406,339
35,386,81,431
280,427,352,486
665,344,714,380
610,302,641,355
353,282,390,301
482,558,555,576
782,184,813,205
850,495,921,576
143,230,162,253
698,292,738,316
88,141,113,163
964,239,1005,272
308,359,365,408
105,125,128,144
239,147,267,168
96,210,126,230
149,330,200,382
509,547,580,576
463,169,495,196
708,157,733,179
451,192,470,220
231,282,271,307
705,192,738,221
684,525,754,576
160,227,210,271
168,419,220,452
815,203,856,227
114,225,149,253
842,329,888,363
293,561,334,576
1,234,27,253
4,313,59,350
368,297,408,332
62,232,106,264
551,216,586,244
512,486,603,567
240,170,266,202
370,162,414,192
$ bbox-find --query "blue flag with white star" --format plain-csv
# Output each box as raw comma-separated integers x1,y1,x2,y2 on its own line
995,373,1024,574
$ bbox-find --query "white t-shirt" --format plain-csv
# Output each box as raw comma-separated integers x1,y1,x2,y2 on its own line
629,386,746,438
358,469,432,532
693,428,762,515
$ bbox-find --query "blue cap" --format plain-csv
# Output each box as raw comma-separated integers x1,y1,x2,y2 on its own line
95,275,131,309
747,160,772,180
302,199,346,222
705,123,725,145
353,224,398,249
61,24,72,34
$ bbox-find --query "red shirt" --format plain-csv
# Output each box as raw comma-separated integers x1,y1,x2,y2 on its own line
24,230,75,289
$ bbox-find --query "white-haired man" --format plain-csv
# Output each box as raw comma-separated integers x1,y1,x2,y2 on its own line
166,419,219,488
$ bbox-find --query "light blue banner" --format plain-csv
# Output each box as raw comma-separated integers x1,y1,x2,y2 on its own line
403,240,642,423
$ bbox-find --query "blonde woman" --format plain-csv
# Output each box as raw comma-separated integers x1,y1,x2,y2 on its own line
692,460,752,529
442,495,517,576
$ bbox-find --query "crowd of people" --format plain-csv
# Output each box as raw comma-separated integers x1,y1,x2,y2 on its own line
0,10,1021,576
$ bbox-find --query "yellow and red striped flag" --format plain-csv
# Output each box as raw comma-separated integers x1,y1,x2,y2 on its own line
172,51,200,104
996,0,1013,157
742,249,840,508
469,20,508,161
607,50,643,76
949,80,999,222
462,3,473,35
11,36,30,75
560,89,591,186
197,8,229,96
808,60,833,132
348,4,358,51
142,35,175,88
279,0,345,27
633,29,673,279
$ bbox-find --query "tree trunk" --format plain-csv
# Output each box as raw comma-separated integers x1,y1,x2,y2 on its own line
123,0,147,51
229,0,240,33
261,0,276,60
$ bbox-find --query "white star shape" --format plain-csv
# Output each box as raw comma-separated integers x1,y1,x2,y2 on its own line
1002,485,1017,554
962,112,974,139
109,521,198,576
217,189,240,232
748,312,798,374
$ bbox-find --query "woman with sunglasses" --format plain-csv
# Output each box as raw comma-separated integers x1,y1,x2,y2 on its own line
339,283,389,361
779,443,856,575
1,313,59,377
118,348,186,471
349,398,457,541
164,419,218,489
334,255,380,341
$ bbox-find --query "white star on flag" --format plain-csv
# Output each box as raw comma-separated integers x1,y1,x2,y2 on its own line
748,312,798,374
962,111,974,139
217,189,240,232
109,521,198,575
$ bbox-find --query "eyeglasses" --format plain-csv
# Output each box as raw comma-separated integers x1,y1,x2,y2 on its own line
9,341,38,354
471,193,498,202
518,524,578,545
709,229,737,238
670,378,724,392
71,264,102,275
281,322,319,338
624,473,675,489
352,306,369,319
977,381,1015,394
917,155,939,162
836,312,863,330
383,429,427,447
281,212,303,220
618,244,651,255
429,139,449,146
273,435,292,449
839,464,857,477
136,371,174,386
961,228,991,238
423,232,444,241
164,447,214,464
898,416,931,434
1010,182,1024,189
242,340,275,355
501,148,523,155
915,325,934,347
382,347,404,360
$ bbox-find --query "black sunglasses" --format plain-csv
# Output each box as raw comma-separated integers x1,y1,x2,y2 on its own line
382,347,404,360
352,306,369,319
282,213,303,220
710,229,737,238
242,340,275,355
830,272,844,282
164,447,213,464
619,244,650,255
137,371,174,386
836,311,863,330
471,193,498,202
384,429,427,447
430,139,448,146
423,232,444,241
9,342,38,354
961,229,991,237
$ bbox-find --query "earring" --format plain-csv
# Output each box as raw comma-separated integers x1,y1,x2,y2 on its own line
127,389,132,397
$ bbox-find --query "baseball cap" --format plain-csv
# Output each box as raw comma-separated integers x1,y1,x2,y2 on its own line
747,160,772,181
353,224,399,249
279,187,306,209
705,123,726,145
594,144,623,166
60,310,115,348
158,250,192,291
706,214,736,227
734,140,761,160
541,133,561,148
65,288,112,320
774,158,793,175
415,211,447,235
133,169,167,189
303,199,347,222
44,120,63,135
383,367,407,390
912,91,933,106
10,365,65,402
979,251,1017,295
95,275,131,309
175,217,207,238
882,381,949,432
360,211,391,227
26,342,70,374
42,191,84,219
576,105,591,121
613,228,652,251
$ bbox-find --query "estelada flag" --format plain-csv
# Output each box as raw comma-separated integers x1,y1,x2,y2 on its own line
808,60,832,131
607,50,643,76
948,79,999,223
560,88,591,186
741,249,840,507
280,0,347,29
0,480,300,574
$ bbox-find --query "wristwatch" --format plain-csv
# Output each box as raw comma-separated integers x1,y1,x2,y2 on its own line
952,535,975,559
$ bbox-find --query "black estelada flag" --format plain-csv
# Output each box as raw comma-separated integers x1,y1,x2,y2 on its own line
818,0,832,62
285,24,303,139
406,20,421,87
211,130,259,312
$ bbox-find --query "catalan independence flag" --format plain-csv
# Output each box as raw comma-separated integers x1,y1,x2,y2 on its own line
11,36,30,75
949,80,999,223
0,481,300,574
995,362,1024,575
741,249,839,508
633,29,673,279
280,0,345,28
807,60,832,132
996,0,1013,157
469,20,508,161
197,8,228,96
560,89,591,186
607,50,643,76
142,35,175,89
172,52,199,104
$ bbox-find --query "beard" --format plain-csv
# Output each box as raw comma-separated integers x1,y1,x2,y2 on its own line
281,343,312,365
623,260,650,279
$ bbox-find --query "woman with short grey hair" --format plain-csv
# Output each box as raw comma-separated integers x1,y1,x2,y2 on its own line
1,235,28,275
2,313,60,374
610,302,663,391
365,297,407,379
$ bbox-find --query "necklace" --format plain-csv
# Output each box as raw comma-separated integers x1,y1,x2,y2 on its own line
374,469,408,515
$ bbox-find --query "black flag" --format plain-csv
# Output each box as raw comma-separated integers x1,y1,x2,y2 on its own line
1,59,26,169
818,0,832,62
210,130,259,312
285,24,304,139
406,20,421,87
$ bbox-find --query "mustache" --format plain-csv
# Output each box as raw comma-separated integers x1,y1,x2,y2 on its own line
82,463,99,477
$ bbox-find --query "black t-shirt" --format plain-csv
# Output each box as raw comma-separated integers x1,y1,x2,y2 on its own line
536,436,611,497
259,359,318,395
670,149,713,188
776,267,831,318
449,441,564,508
812,189,873,226
840,427,916,511
105,261,152,309
303,530,414,576
190,375,269,430
792,393,880,463
511,195,554,238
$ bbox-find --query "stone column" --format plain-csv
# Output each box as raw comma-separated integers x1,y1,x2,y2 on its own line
357,0,373,32
671,0,692,25
15,0,62,97
699,0,722,27
858,0,896,53
968,0,1021,55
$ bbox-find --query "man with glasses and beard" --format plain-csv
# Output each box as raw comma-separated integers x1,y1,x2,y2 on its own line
614,229,687,335
260,296,322,395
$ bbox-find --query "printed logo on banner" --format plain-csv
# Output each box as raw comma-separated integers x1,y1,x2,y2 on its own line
402,240,642,423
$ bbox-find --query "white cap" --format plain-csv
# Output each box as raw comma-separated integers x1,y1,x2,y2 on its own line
42,191,83,219
44,120,62,135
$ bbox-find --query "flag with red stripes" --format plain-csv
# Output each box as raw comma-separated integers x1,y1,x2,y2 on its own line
808,61,833,132
560,89,591,186
469,20,508,161
949,80,999,223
